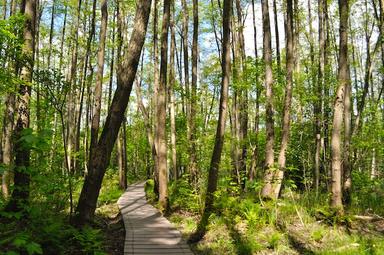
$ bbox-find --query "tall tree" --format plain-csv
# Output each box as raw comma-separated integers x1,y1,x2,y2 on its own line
249,0,260,181
90,0,108,158
314,0,326,193
156,0,170,211
169,0,178,180
273,0,281,72
47,0,56,68
330,0,350,213
152,0,160,195
75,0,152,224
260,0,275,199
5,0,36,213
190,0,231,242
272,0,294,198
1,1,18,199
67,0,82,173
189,0,198,184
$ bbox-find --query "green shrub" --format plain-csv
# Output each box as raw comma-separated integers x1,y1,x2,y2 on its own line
169,177,201,213
73,226,105,255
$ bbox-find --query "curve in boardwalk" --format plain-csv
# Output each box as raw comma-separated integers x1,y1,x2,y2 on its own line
117,182,194,255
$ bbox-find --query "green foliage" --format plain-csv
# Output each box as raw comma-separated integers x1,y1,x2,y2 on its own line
314,206,353,225
144,179,157,203
98,170,123,206
34,69,70,111
169,177,201,213
0,233,43,255
73,226,105,255
351,171,384,215
0,14,26,92
17,128,52,152
311,228,325,242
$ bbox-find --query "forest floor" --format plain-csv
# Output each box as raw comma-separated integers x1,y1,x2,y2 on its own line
167,202,384,254
0,170,126,254
145,179,384,255
95,203,125,254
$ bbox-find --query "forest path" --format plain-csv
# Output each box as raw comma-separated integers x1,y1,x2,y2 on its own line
117,182,193,255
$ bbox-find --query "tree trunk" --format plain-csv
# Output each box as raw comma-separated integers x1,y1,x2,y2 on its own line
330,0,349,213
90,0,108,162
3,0,7,19
189,0,198,184
314,0,326,194
156,0,170,211
67,0,82,173
260,0,275,199
273,0,281,72
249,0,260,181
152,0,160,196
75,0,152,224
271,0,294,199
190,0,231,242
169,0,178,180
5,0,36,213
1,94,15,199
343,67,352,205
117,127,127,190
47,0,56,68
107,8,116,110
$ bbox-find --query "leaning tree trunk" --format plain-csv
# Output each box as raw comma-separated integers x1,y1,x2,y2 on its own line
260,0,275,199
330,0,350,213
190,0,231,242
5,0,36,213
75,0,152,225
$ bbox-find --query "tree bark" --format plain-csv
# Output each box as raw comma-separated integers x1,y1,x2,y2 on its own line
117,126,127,190
189,0,198,184
314,0,326,194
249,0,260,181
1,94,15,199
67,0,82,173
108,5,116,110
75,0,152,224
90,0,108,162
156,0,170,211
330,0,349,213
152,0,160,195
260,0,275,198
169,0,178,180
190,0,231,242
273,0,281,72
5,0,36,213
47,0,56,68
271,0,294,199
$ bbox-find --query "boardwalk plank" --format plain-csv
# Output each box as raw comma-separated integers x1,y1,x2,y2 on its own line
117,182,193,255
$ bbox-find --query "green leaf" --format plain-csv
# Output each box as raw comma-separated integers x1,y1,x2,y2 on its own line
26,242,43,255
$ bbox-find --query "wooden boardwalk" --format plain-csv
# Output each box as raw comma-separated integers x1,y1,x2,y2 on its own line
117,182,193,255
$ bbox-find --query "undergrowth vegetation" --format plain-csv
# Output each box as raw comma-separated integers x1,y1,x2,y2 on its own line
146,175,384,254
0,169,126,255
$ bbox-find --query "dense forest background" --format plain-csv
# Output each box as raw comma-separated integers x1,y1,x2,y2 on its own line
0,0,383,254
